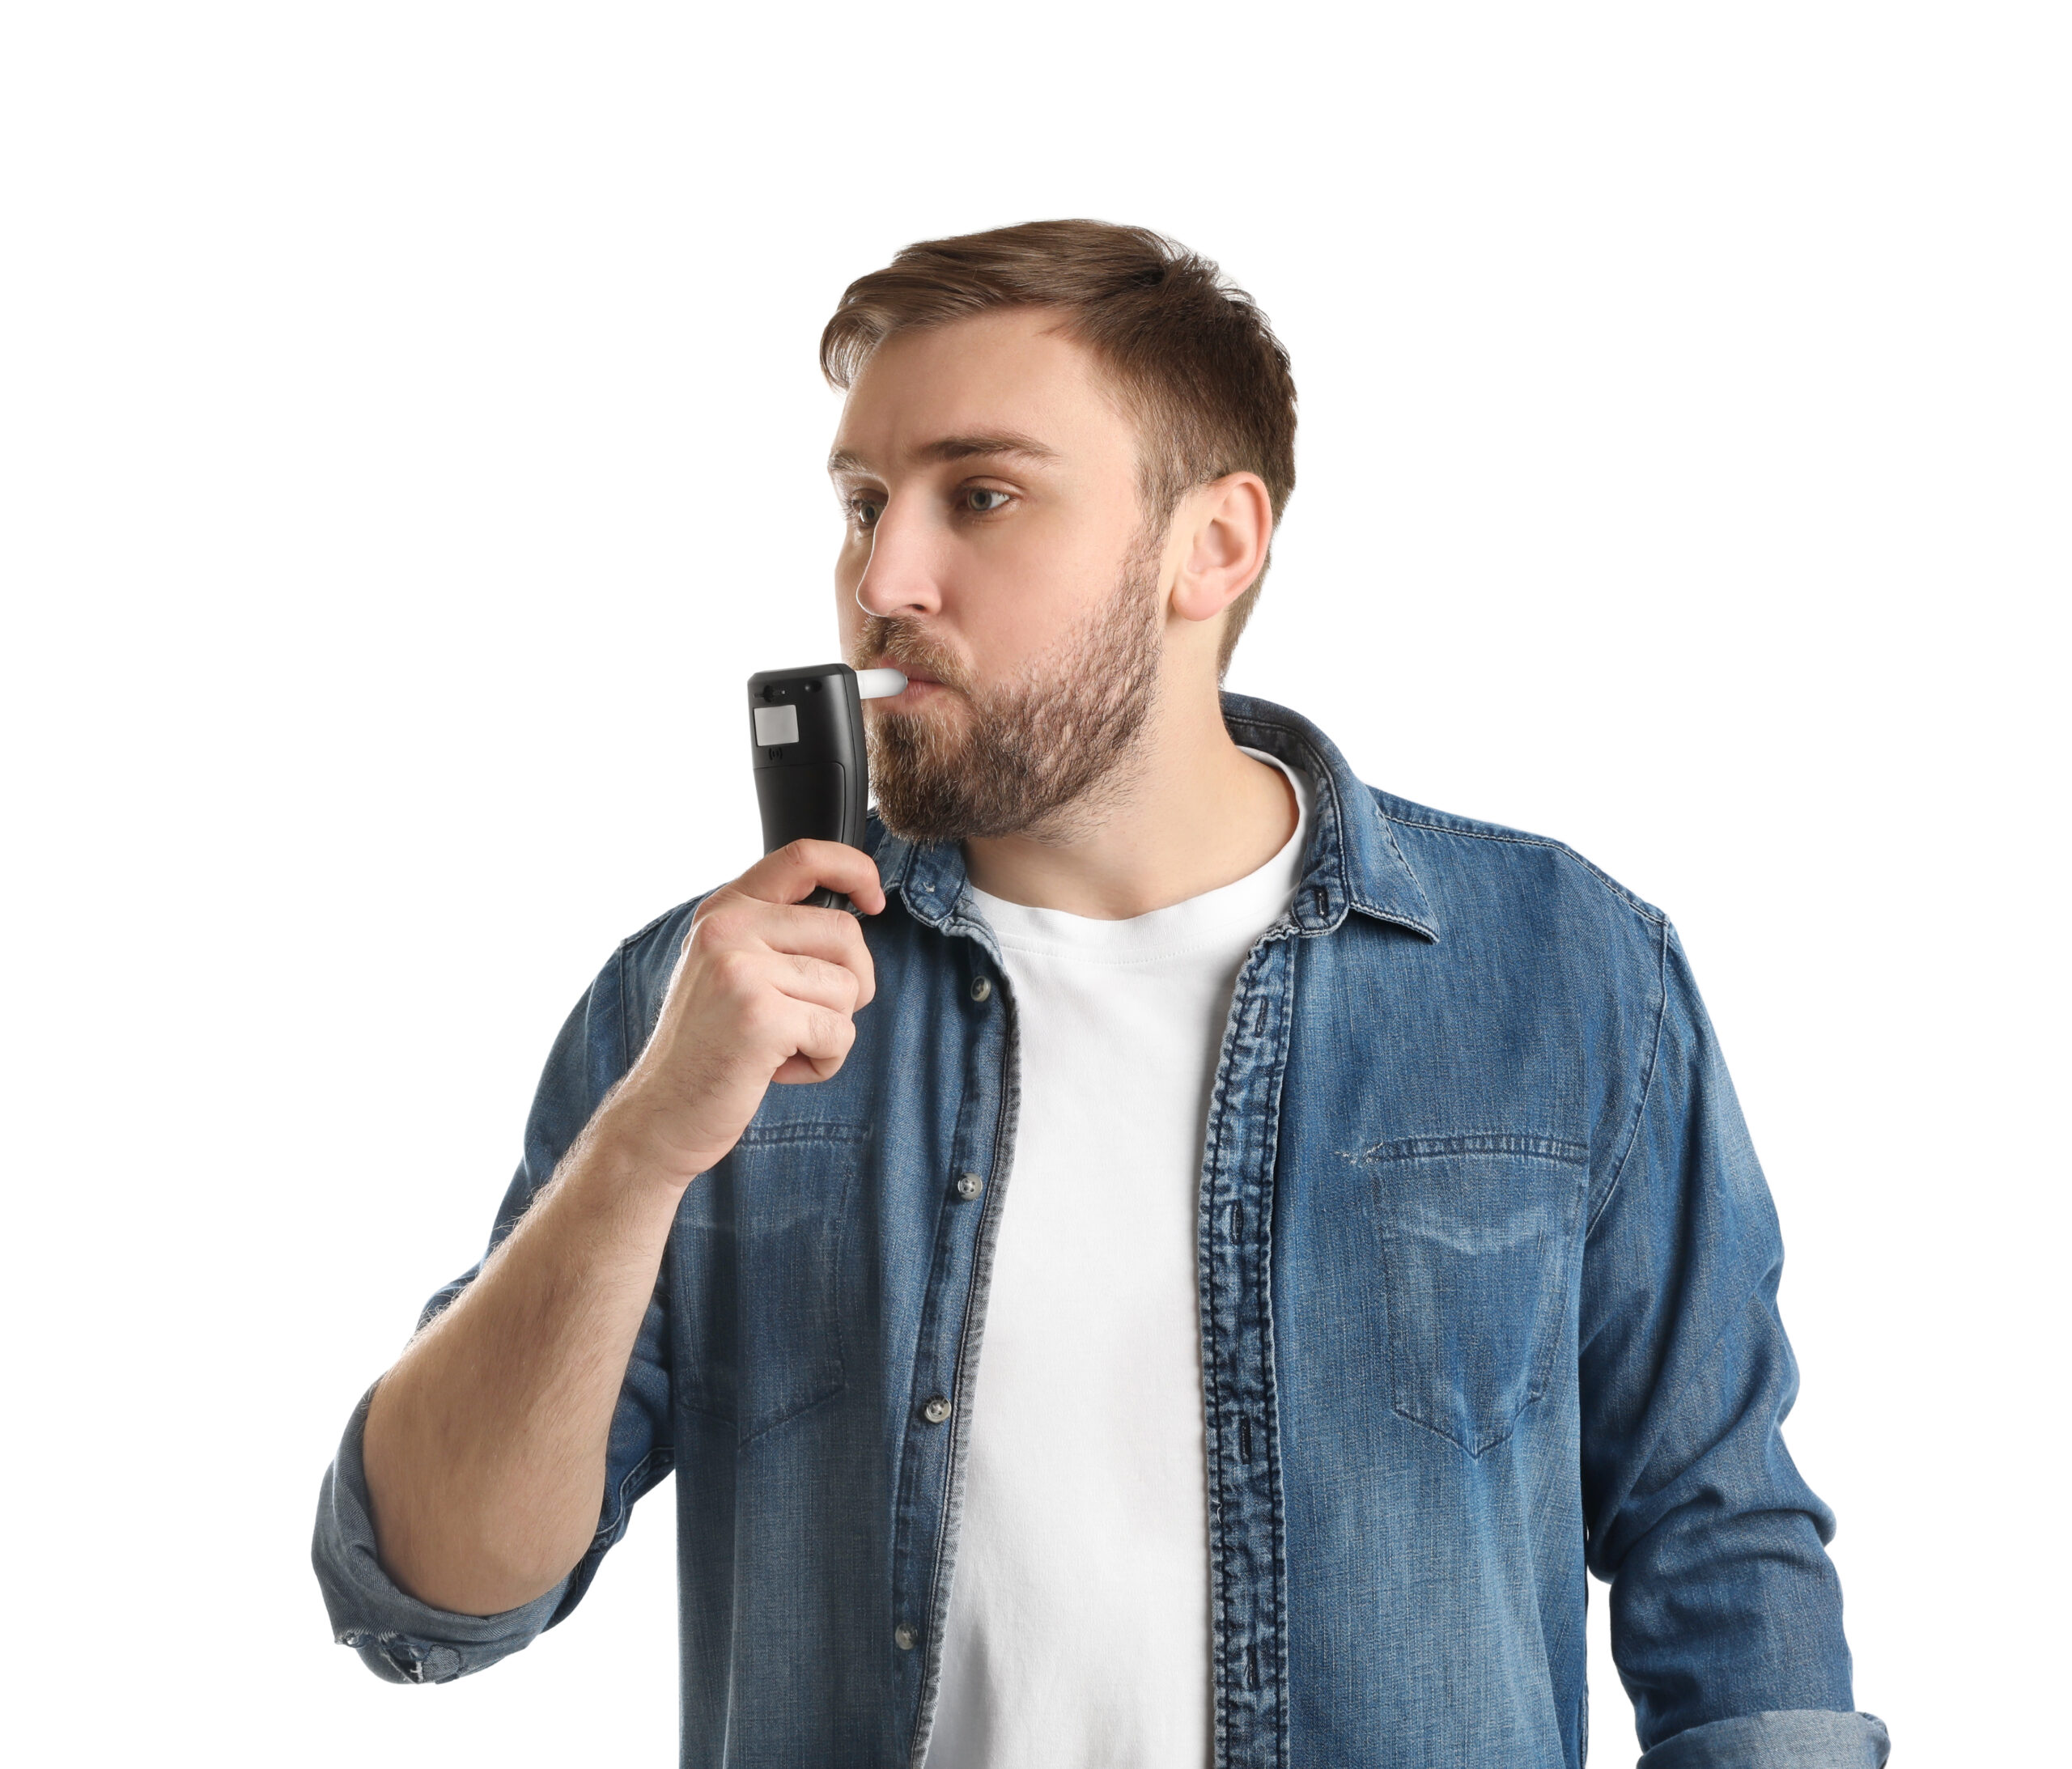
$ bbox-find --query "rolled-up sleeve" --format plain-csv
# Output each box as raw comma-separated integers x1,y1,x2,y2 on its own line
1580,924,1887,1766
312,935,677,1683
312,1386,575,1683
1636,1707,1891,1767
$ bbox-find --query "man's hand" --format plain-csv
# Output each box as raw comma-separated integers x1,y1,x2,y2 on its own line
599,840,887,1189
359,839,887,1617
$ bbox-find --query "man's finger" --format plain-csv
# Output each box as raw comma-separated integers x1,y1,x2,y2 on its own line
765,950,864,1016
739,840,887,914
754,902,877,1006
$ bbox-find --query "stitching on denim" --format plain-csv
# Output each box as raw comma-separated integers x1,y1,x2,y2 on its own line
732,1121,871,1148
676,1390,732,1425
1199,1142,1232,1763
1587,916,1672,1239
870,815,920,894
671,1125,866,1440
1366,1127,1588,1458
620,898,692,950
739,1131,862,1446
1198,944,1244,1758
1223,716,1348,886
1221,715,1439,943
590,1444,675,1546
609,942,635,1079
1360,791,1441,930
618,893,713,1046
1348,1132,1590,1166
1373,1231,1566,1460
374,1632,434,1682
907,957,1022,1768
1385,814,1667,926
1190,930,1300,1760
1387,1389,1522,1458
1253,947,1295,1769
1371,1190,1472,1456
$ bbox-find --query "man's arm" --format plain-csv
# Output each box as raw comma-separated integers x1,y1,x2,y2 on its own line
358,841,887,1618
1579,922,1887,1767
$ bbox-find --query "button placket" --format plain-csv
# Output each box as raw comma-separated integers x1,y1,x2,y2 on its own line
1201,938,1296,1761
890,926,1019,1761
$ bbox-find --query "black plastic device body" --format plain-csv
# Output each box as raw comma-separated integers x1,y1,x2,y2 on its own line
747,662,869,911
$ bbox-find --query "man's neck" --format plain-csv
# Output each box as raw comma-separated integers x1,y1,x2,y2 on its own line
961,689,1298,920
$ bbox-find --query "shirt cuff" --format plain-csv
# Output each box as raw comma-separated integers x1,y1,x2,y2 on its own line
310,1385,571,1685
1637,1709,1891,1768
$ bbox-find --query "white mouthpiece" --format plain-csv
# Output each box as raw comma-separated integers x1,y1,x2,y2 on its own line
855,668,908,700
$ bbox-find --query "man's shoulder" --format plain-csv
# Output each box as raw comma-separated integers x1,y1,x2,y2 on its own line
1362,783,1669,936
621,894,704,950
601,896,707,1016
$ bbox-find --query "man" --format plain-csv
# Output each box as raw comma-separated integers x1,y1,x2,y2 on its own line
315,221,1887,1769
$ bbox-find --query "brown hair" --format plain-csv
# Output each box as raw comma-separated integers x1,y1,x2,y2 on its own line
821,219,1297,675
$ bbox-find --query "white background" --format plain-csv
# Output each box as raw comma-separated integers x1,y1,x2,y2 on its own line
2,5,2063,1764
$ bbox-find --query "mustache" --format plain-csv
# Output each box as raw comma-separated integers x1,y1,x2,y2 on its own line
851,617,971,695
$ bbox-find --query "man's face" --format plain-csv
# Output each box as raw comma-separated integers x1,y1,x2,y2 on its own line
830,308,1167,843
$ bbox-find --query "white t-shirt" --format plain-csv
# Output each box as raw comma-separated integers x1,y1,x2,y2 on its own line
924,750,1313,1769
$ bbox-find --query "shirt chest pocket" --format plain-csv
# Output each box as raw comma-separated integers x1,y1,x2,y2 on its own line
669,1122,865,1442
1362,1134,1588,1457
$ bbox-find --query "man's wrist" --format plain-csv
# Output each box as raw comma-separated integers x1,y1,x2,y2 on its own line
577,1088,715,1206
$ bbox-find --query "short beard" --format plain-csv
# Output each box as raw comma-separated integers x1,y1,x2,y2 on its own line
855,533,1166,846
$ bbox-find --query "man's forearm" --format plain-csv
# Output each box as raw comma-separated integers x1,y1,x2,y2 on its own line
362,1105,689,1618
358,842,884,1618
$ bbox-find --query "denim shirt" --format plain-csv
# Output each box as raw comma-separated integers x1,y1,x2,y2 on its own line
313,693,1887,1769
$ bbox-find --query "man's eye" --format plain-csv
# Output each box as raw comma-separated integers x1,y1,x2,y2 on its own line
850,498,883,528
964,488,1011,513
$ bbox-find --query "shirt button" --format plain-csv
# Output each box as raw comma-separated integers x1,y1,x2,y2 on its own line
969,975,992,1003
955,1173,983,1201
921,1395,953,1424
894,1624,918,1652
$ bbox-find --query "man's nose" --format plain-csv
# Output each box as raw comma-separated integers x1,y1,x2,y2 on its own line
852,497,943,619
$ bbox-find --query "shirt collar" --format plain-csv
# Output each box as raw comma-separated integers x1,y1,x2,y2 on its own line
871,691,1439,944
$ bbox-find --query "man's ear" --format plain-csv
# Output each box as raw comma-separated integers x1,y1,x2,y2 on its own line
1167,473,1273,625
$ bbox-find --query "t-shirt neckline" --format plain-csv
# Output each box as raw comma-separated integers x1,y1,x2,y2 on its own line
964,749,1311,961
